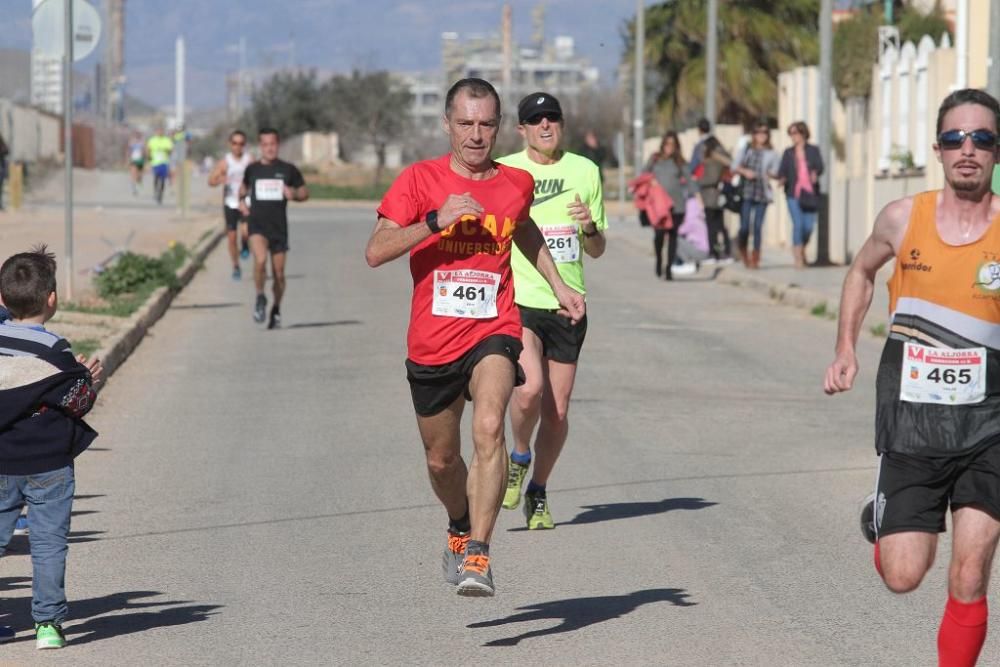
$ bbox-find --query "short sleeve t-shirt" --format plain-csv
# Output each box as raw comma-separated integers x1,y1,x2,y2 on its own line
243,159,305,228
376,154,534,366
496,150,607,310
146,136,174,167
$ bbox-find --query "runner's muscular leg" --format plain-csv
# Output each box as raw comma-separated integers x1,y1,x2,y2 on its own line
466,354,516,543
415,396,469,521
249,235,269,293
878,531,938,593
531,359,579,486
226,229,239,266
270,251,287,307
510,328,544,457
948,506,1000,601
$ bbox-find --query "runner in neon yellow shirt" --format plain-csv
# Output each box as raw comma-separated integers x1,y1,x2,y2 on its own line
145,128,174,205
497,92,608,529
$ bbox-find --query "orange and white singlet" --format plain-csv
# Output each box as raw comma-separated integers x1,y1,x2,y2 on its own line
875,190,1000,455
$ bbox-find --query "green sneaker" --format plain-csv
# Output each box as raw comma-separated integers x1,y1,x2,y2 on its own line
524,490,555,529
502,458,529,510
35,622,65,650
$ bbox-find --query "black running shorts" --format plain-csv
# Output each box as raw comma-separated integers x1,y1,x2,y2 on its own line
519,305,588,363
873,443,1000,538
223,206,245,231
249,221,289,254
405,334,525,417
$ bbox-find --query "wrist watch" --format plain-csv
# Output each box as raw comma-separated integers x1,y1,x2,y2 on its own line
582,224,599,238
425,210,440,234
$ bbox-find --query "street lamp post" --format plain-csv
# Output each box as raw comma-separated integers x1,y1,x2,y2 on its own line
63,0,74,299
705,0,718,124
816,0,833,265
633,0,645,176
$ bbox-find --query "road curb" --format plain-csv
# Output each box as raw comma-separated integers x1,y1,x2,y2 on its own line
715,267,835,314
94,224,225,384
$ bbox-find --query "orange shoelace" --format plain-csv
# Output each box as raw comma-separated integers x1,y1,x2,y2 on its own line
448,533,470,555
462,554,490,575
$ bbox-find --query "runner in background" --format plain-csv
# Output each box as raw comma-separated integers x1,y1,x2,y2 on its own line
208,130,252,280
145,127,173,205
126,132,145,196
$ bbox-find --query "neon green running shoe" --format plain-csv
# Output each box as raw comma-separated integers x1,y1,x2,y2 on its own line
524,490,555,529
35,622,65,650
502,458,529,510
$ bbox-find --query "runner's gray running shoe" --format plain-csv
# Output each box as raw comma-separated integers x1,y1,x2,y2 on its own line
443,529,469,585
267,307,281,330
253,294,267,323
456,552,495,597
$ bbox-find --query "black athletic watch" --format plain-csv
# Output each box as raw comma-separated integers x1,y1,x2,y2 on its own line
582,224,599,238
425,210,440,234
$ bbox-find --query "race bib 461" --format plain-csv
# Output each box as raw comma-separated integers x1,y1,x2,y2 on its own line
432,270,500,319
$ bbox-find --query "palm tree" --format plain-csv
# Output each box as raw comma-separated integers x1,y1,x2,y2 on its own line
624,0,819,129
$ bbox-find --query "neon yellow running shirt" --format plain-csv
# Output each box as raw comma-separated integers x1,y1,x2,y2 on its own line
146,136,174,167
496,150,607,309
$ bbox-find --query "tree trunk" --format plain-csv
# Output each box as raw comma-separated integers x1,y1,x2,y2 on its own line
373,142,385,191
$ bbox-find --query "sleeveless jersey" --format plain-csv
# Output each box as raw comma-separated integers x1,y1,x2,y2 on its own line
875,190,1000,455
224,153,252,209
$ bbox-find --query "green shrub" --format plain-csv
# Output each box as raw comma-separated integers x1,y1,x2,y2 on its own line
94,244,188,300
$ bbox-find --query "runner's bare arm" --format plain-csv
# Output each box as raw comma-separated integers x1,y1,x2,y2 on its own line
513,219,586,323
284,184,309,202
207,159,227,187
365,193,483,267
824,198,911,394
567,194,606,258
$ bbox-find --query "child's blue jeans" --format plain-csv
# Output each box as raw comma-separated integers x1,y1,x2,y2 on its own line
0,465,74,624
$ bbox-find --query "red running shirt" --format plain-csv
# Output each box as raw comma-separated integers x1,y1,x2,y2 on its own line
377,154,534,365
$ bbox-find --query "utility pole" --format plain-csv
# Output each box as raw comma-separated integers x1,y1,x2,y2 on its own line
816,0,833,265
63,0,74,299
633,0,645,176
705,0,718,125
991,0,1000,98
175,35,188,218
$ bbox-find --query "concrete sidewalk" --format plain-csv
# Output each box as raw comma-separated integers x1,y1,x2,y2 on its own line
1,167,222,361
604,200,893,338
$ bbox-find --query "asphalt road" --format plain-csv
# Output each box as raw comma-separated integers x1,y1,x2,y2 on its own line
0,205,970,665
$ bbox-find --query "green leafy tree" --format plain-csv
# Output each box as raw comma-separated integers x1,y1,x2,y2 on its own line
324,70,414,187
624,0,819,129
834,2,952,102
242,70,331,137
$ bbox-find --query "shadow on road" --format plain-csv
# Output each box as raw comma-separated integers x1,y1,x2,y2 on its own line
508,497,716,531
0,590,221,645
285,320,363,329
469,588,695,646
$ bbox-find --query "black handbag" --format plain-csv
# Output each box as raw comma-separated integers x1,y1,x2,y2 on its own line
798,189,820,213
722,178,743,213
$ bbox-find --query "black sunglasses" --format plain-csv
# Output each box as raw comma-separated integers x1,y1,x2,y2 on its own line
938,128,998,151
523,112,562,126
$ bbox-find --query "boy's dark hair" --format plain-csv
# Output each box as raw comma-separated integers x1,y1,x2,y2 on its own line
697,117,711,134
937,88,1000,135
230,129,247,141
0,245,57,319
444,78,501,120
258,127,280,140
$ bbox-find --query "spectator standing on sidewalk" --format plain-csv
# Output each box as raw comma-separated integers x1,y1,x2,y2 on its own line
732,121,779,269
696,136,733,263
0,132,8,211
578,130,608,187
777,121,824,269
645,132,695,280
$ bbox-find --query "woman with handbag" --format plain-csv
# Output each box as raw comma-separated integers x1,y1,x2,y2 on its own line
732,122,779,269
777,121,824,269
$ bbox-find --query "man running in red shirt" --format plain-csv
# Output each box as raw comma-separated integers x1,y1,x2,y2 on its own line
366,78,585,597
